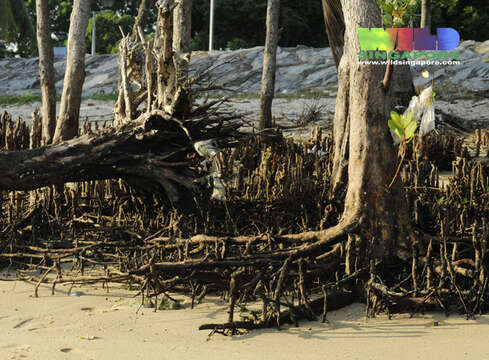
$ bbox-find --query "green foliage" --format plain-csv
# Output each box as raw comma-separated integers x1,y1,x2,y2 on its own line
387,109,418,188
388,110,418,142
0,92,45,105
0,91,117,106
0,41,12,58
378,0,489,41
431,0,489,41
0,0,16,40
0,0,37,57
7,0,489,57
88,91,118,101
377,0,419,27
86,11,134,54
191,0,328,50
227,37,248,50
23,0,152,49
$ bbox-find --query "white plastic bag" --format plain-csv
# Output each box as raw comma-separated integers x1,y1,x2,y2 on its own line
404,85,436,138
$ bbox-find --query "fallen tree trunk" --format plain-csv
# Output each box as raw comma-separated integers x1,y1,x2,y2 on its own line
0,110,238,203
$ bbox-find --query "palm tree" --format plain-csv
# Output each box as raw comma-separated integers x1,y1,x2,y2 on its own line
0,0,37,57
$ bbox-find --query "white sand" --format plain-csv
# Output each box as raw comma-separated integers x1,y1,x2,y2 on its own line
1,278,488,360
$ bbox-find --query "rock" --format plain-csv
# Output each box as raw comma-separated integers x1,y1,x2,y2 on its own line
457,48,481,61
303,66,337,87
473,40,489,56
458,40,476,49
451,62,489,91
1,40,489,97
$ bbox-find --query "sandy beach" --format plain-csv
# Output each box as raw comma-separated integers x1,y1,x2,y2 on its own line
1,276,488,360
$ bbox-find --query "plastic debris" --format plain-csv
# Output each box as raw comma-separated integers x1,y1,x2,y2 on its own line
194,140,227,201
406,85,436,137
308,144,327,157
194,139,219,158
392,85,436,143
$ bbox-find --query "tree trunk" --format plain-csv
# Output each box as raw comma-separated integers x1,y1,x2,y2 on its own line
335,0,412,259
259,0,280,130
329,51,349,199
327,0,415,202
320,0,345,69
132,0,152,39
172,0,192,82
53,0,91,143
0,112,194,203
35,0,56,145
421,0,431,29
173,0,192,53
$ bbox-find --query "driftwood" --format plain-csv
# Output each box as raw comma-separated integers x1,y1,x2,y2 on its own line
0,109,239,204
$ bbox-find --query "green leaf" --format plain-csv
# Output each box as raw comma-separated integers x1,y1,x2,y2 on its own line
388,119,403,140
389,111,403,129
405,120,418,139
390,110,401,121
404,110,414,124
388,119,398,132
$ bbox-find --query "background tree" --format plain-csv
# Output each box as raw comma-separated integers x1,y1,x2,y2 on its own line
0,0,37,57
53,0,92,143
191,0,328,50
36,0,56,145
173,0,192,53
86,11,134,54
132,0,152,39
431,0,489,41
320,0,344,68
259,0,280,130
15,0,489,57
421,0,431,28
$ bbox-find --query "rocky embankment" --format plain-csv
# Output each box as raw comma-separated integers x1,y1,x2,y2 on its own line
1,41,488,132
0,40,488,97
